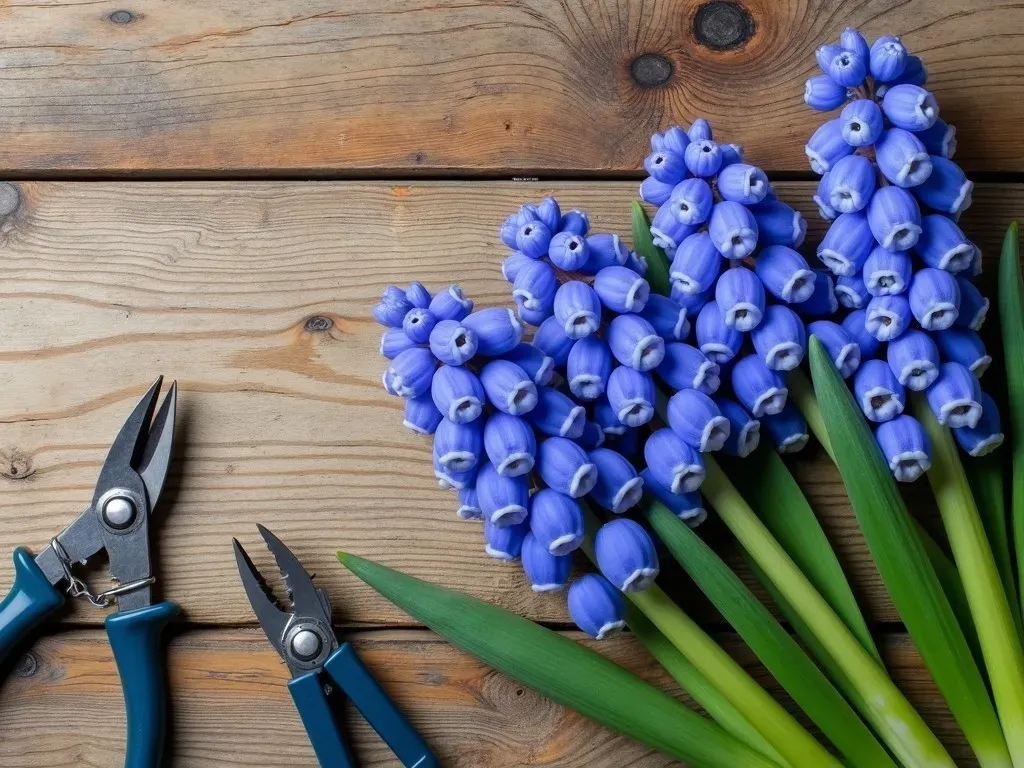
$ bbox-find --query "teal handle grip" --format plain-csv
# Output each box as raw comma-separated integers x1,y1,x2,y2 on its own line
0,547,64,668
105,601,179,768
288,670,356,768
325,644,439,768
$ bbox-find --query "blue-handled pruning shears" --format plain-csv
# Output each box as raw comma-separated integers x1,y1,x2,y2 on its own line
0,377,179,768
233,525,439,768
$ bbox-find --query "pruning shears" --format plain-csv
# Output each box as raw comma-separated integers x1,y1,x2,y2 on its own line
0,377,179,768
233,525,439,768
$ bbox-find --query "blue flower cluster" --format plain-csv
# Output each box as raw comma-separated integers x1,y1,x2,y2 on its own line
803,28,1002,480
375,279,664,640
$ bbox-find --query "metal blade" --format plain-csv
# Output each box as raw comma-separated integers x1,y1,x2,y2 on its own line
138,381,177,513
232,538,290,659
256,524,331,625
92,377,163,508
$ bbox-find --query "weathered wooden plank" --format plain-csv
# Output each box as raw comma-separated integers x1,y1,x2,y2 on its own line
0,1,1020,175
0,628,973,767
0,181,1018,628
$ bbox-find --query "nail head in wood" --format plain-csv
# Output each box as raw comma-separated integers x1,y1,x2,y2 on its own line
693,2,754,50
630,54,674,88
109,10,134,24
0,183,20,220
304,316,333,332
13,653,37,678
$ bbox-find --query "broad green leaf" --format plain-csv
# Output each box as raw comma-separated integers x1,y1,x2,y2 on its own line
631,200,671,297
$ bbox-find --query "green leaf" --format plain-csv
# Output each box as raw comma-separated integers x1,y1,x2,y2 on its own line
809,337,1010,768
336,552,780,768
631,200,671,297
644,500,893,768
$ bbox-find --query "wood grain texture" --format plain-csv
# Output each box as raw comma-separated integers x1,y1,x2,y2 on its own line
0,628,974,767
0,1,1021,175
0,181,1019,628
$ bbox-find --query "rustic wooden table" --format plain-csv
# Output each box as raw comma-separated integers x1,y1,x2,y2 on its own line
0,2,1021,765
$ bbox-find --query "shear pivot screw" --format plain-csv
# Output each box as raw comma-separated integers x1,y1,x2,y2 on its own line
102,496,137,529
291,629,323,661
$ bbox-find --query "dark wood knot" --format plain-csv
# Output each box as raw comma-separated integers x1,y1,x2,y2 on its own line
109,10,135,24
630,53,674,88
0,183,21,221
693,2,754,50
13,653,37,677
1,449,34,481
304,316,334,332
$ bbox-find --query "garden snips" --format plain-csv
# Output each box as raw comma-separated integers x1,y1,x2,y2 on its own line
0,377,179,768
233,525,438,768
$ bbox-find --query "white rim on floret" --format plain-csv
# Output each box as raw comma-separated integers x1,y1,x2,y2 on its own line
765,342,804,371
485,545,517,561
751,386,788,418
446,285,471,310
674,197,703,226
967,432,1005,458
561,405,587,439
817,248,856,277
915,92,939,125
533,356,555,386
700,343,734,367
624,278,650,312
835,343,861,378
403,419,433,435
439,450,477,473
568,462,599,498
549,533,582,557
830,183,869,214
865,269,907,295
967,299,990,331
726,302,763,333
631,334,665,371
456,503,482,521
937,243,975,273
881,221,922,251
718,227,757,260
436,468,469,491
777,432,810,454
866,309,905,341
673,312,690,341
682,507,708,528
506,381,539,415
671,462,706,494
651,227,681,252
700,416,731,453
785,269,817,301
570,374,604,402
595,619,626,640
805,147,832,176
949,180,974,216
897,361,939,391
734,421,761,458
564,311,600,340
490,504,528,526
894,152,932,187
937,398,983,429
611,477,645,515
531,581,566,593
448,396,483,423
861,386,905,422
970,355,993,378
889,450,931,482
497,452,535,478
835,284,865,309
512,287,543,311
616,398,654,428
620,566,659,594
670,272,703,294
920,302,959,331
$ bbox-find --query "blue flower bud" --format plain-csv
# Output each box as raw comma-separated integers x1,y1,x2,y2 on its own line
594,266,650,314
595,518,660,593
887,329,940,390
515,219,552,260
554,281,603,340
683,138,723,177
463,307,523,357
529,489,584,555
836,274,871,309
842,309,881,359
502,251,534,283
916,215,974,273
878,54,928,97
695,302,743,366
954,392,1004,457
527,387,586,439
955,277,989,331
403,392,443,435
688,118,713,142
671,284,713,318
910,267,960,331
716,164,770,205
816,212,874,277
805,75,849,111
664,179,713,228
500,213,521,250
875,128,932,188
715,398,761,458
793,270,839,317
532,316,575,367
732,353,788,416
840,27,870,60
639,294,690,342
547,230,590,271
720,143,745,167
866,293,912,342
537,436,599,498
863,246,912,296
640,176,675,206
428,319,478,366
715,266,765,332
567,336,613,401
583,233,630,273
428,285,473,321
406,281,431,309
913,156,974,216
607,314,665,371
656,344,719,396
840,99,884,147
484,517,529,560
521,533,571,592
755,245,816,303
568,574,626,640
935,328,991,377
560,208,591,236
533,196,561,233
576,420,606,451
431,364,485,423
671,231,722,295
478,359,536,416
749,200,807,248
826,154,876,214
607,367,656,428
512,260,557,320
927,362,983,428
380,327,421,360
609,426,640,459
764,402,810,453
626,249,648,276
644,149,688,184
870,35,908,82
875,415,932,482
709,201,759,259
385,347,436,398
815,172,838,220
882,84,939,131
915,119,956,159
809,320,862,379
651,202,698,252
750,305,806,371
642,469,708,527
806,119,856,174
814,42,843,70
668,390,731,452
644,428,706,494
457,485,482,520
374,285,414,327
433,452,478,491
853,359,906,423
594,395,627,438
827,48,867,88
867,186,922,251
501,343,554,387
588,448,644,514
433,417,483,474
476,461,529,526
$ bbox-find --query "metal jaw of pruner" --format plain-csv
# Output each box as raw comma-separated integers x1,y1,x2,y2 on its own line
33,377,177,613
233,525,339,678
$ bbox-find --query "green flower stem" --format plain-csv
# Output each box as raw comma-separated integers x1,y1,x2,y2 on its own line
913,395,1024,766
